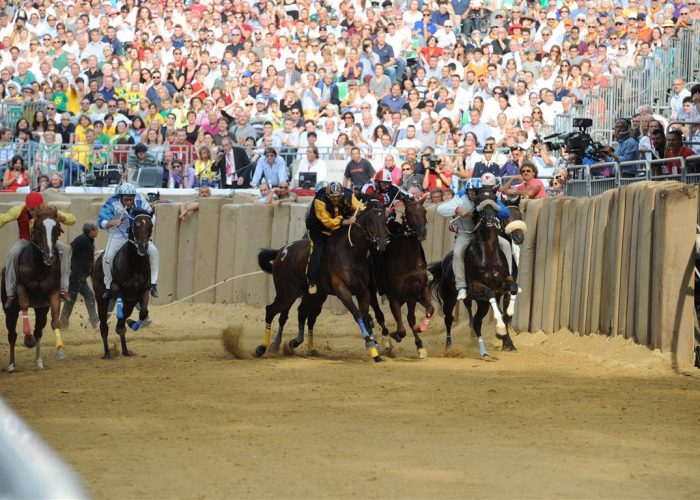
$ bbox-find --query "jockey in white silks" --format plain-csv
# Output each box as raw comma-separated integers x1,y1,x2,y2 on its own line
97,183,159,299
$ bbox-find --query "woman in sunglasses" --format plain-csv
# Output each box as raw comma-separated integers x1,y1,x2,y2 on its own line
500,161,547,199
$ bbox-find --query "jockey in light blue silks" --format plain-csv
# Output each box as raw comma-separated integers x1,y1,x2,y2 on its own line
97,183,160,299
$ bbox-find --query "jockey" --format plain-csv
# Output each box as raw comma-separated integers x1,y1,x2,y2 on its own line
97,182,160,299
0,192,75,306
437,177,515,301
305,181,363,295
360,170,413,208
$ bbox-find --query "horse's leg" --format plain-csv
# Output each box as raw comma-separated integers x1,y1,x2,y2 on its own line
48,292,67,360
442,286,457,351
117,301,136,357
289,298,308,351
465,299,475,328
417,285,434,333
369,288,389,337
473,300,491,359
388,298,406,343
34,307,49,369
16,286,36,347
256,293,298,358
270,307,288,353
499,293,517,352
335,283,382,362
95,293,111,359
304,295,324,356
407,300,428,359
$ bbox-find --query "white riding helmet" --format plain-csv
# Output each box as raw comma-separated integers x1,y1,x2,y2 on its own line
375,170,393,183
480,173,498,187
116,183,137,196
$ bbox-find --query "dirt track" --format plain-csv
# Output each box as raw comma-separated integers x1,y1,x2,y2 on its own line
1,302,699,499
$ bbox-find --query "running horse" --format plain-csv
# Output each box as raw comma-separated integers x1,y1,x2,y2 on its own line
429,187,517,358
1,206,66,372
256,202,389,361
369,197,435,358
92,208,153,358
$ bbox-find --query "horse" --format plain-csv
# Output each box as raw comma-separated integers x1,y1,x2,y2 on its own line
428,187,517,358
1,206,66,372
92,208,153,358
256,202,389,361
368,197,435,358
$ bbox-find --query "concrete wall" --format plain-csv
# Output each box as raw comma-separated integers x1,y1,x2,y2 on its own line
1,184,695,363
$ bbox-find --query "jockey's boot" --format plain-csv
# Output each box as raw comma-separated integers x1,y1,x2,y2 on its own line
308,283,317,295
4,295,15,308
150,284,159,298
457,288,467,301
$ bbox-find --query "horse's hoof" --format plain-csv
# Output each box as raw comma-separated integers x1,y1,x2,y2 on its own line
7,363,15,373
122,350,134,357
373,355,384,363
496,324,506,336
380,326,390,337
127,319,141,331
55,349,67,361
289,338,302,349
382,338,393,354
102,353,112,360
445,340,452,351
24,335,36,349
307,348,320,357
35,358,44,370
268,341,280,354
390,332,403,343
140,318,152,328
417,347,428,359
502,344,518,352
254,345,266,358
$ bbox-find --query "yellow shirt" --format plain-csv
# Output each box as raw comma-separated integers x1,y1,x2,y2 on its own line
0,204,77,232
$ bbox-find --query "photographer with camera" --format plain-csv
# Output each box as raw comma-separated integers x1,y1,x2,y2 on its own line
421,153,452,192
529,137,556,179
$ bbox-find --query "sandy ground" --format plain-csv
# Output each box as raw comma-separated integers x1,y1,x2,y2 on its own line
1,300,699,500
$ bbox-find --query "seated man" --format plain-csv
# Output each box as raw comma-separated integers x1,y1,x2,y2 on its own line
305,181,363,294
0,192,75,306
97,183,160,298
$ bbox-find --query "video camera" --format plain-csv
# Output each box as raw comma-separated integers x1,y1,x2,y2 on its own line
423,154,442,171
541,118,607,163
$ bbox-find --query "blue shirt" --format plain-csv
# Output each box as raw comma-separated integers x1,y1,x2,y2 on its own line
451,0,471,16
615,135,640,175
379,94,407,113
373,42,394,65
413,20,437,35
252,155,288,186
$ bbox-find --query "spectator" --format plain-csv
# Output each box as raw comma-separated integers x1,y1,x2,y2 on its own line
251,147,288,188
180,186,213,222
665,129,696,175
343,147,375,189
2,156,30,192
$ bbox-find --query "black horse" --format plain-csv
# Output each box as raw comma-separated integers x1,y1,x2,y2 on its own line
257,203,388,361
1,206,65,372
92,208,153,358
429,187,517,358
368,197,435,358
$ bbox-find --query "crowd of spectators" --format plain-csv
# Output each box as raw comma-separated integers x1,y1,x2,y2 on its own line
0,0,698,196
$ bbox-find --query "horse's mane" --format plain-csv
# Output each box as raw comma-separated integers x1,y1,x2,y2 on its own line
132,207,153,218
33,205,58,220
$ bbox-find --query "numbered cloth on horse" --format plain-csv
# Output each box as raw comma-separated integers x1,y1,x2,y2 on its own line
0,193,75,298
97,190,159,291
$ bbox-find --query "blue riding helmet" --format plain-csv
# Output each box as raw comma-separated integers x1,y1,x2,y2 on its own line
326,181,343,199
465,178,482,191
116,182,137,196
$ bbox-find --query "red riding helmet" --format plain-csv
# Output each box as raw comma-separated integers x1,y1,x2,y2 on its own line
25,192,44,209
375,170,393,184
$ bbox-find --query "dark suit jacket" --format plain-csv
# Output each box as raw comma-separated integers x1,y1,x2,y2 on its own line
213,147,253,189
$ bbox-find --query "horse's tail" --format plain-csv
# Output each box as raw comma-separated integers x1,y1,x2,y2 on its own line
257,248,279,274
428,261,444,306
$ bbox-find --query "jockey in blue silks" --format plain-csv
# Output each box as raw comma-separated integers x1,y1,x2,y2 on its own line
97,182,160,299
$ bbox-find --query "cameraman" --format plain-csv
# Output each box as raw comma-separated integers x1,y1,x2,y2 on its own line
604,118,640,177
529,138,556,179
421,154,452,191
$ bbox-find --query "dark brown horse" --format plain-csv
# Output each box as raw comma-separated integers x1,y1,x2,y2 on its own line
1,206,65,371
256,203,388,361
429,187,517,358
92,208,153,358
368,197,435,358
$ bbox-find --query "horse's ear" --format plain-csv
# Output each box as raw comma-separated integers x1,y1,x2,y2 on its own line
418,195,427,206
510,195,521,206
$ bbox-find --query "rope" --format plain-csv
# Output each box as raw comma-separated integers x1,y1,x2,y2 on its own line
150,270,266,310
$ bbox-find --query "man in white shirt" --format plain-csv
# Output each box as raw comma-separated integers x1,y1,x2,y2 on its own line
669,78,691,119
534,65,556,93
435,19,457,48
396,125,423,153
540,89,563,126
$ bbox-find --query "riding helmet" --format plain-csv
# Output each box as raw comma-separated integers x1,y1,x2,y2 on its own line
326,181,343,199
465,178,482,191
375,170,393,184
116,183,137,196
480,173,497,187
25,192,44,209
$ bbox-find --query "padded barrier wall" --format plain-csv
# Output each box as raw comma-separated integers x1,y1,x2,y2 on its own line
1,186,694,362
512,182,697,365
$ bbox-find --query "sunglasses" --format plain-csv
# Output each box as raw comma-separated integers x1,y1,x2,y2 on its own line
520,169,533,173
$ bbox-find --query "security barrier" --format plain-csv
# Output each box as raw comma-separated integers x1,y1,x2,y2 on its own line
513,181,697,366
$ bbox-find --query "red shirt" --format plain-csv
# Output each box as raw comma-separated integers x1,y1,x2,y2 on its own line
17,207,31,241
665,146,694,175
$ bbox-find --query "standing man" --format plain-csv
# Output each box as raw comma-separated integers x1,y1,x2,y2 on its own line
215,137,253,188
60,223,100,330
343,147,376,189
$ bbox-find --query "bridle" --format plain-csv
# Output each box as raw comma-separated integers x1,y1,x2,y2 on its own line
348,205,386,249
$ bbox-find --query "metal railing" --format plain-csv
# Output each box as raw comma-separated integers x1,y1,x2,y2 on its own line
565,155,700,197
0,101,48,132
